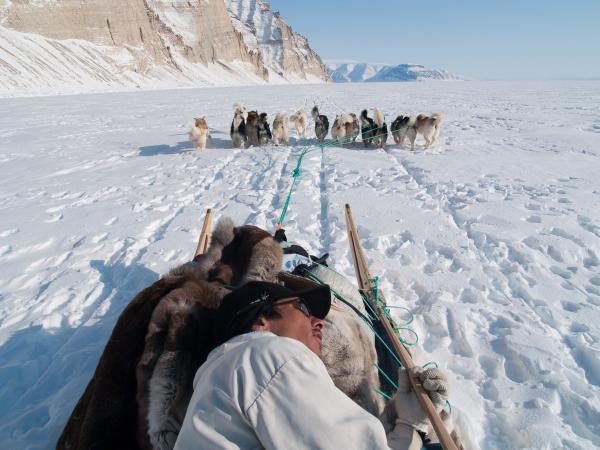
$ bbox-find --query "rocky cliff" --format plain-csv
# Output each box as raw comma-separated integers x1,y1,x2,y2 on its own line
0,0,328,96
225,0,328,82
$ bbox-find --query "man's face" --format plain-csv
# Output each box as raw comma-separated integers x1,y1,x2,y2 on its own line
261,297,324,357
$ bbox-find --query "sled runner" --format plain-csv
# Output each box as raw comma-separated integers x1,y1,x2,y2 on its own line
344,204,458,450
194,208,213,257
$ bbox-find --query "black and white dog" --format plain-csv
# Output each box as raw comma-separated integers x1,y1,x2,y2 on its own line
230,103,247,148
360,109,376,148
258,112,272,145
391,115,412,147
312,106,329,143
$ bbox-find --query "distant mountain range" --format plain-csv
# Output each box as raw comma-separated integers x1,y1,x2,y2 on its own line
327,61,460,83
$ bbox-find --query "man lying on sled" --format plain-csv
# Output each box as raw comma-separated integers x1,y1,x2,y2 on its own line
175,281,454,450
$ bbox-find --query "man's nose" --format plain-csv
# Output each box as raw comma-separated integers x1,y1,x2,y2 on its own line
310,317,324,330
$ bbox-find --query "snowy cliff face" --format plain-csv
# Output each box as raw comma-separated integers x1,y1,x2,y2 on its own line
327,61,460,83
224,0,328,83
0,0,327,97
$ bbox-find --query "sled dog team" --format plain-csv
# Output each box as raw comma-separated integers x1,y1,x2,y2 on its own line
188,103,443,151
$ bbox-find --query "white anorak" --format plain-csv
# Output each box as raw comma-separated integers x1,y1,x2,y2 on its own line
174,331,395,450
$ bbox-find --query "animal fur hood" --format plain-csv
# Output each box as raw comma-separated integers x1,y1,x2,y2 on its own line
57,217,283,450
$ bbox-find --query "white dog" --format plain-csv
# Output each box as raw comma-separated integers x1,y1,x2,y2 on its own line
289,110,308,139
187,117,210,150
272,113,289,146
233,102,248,121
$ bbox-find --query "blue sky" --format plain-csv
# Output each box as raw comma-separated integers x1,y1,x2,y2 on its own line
268,0,600,80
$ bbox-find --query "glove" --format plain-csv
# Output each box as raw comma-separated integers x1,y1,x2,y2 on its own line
393,366,449,433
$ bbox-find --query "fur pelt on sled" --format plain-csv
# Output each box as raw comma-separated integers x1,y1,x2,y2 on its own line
57,218,282,450
58,217,396,450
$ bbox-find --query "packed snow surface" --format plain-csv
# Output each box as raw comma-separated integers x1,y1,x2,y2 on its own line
1,81,600,449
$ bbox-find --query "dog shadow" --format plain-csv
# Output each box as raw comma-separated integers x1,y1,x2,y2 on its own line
138,132,236,155
208,136,234,149
138,140,192,156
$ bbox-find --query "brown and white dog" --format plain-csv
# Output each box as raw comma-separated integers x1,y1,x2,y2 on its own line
345,113,360,146
272,113,289,146
331,115,347,143
188,117,210,150
406,112,444,150
289,110,308,139
245,110,260,146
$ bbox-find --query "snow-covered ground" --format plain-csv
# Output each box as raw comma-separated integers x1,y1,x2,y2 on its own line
1,81,599,449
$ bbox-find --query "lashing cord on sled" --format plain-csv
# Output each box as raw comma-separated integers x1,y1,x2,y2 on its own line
303,265,453,413
301,265,423,396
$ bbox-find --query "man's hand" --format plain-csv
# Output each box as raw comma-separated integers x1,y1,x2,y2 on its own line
393,366,449,433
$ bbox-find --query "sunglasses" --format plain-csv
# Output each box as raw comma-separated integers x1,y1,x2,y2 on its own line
272,297,312,318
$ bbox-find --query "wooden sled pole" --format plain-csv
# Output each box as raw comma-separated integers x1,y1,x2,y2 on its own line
194,208,213,258
345,204,458,450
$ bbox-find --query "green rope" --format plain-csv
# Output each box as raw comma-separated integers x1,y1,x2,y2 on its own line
375,363,399,391
394,327,419,346
278,148,310,225
371,276,380,307
276,119,397,226
422,361,439,369
303,267,403,368
373,387,393,401
384,305,414,326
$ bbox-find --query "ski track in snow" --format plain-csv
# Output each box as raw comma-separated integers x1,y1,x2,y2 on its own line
1,81,600,449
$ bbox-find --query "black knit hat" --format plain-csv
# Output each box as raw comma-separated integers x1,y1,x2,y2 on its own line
214,281,331,344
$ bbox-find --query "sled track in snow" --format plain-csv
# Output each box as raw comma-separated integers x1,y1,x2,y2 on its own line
318,147,333,256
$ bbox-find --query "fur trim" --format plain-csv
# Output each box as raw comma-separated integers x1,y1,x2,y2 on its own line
57,275,189,450
170,217,235,280
147,351,191,450
241,234,283,284
138,280,226,450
